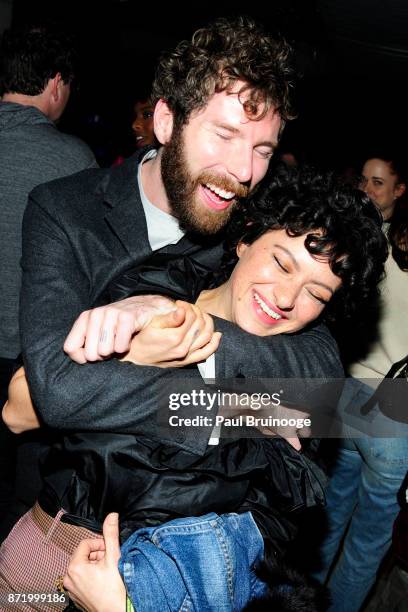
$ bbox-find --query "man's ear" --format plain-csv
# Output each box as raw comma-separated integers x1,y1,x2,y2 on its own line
49,72,62,101
154,99,174,145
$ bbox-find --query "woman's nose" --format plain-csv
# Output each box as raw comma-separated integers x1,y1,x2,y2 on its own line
274,284,298,310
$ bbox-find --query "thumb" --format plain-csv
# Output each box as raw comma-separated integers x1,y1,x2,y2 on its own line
150,306,186,329
284,436,302,451
69,537,106,565
103,512,121,564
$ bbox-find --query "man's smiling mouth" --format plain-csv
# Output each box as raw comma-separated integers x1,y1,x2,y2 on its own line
200,184,236,210
204,182,236,200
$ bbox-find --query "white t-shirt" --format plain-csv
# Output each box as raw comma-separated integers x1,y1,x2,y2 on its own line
198,354,221,445
138,149,185,250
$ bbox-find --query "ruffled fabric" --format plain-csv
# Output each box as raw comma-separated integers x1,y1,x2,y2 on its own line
40,434,326,558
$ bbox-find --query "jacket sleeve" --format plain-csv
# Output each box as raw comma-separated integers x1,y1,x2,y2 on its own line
214,317,343,379
19,191,209,453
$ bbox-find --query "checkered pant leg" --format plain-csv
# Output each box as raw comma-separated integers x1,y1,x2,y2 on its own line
0,504,101,612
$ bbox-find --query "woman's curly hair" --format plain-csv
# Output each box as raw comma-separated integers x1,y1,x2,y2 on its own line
151,16,295,126
216,163,388,325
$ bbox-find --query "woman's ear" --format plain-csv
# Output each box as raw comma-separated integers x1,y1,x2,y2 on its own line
395,182,406,200
153,99,174,145
236,241,249,258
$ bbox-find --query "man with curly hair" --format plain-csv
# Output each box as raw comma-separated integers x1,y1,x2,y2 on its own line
1,17,345,603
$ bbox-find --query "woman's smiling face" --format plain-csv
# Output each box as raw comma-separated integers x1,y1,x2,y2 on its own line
360,158,406,220
225,229,342,336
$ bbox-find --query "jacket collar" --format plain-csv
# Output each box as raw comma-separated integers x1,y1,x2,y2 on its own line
102,149,151,258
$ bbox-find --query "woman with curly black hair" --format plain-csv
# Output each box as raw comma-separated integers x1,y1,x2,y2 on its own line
207,163,386,329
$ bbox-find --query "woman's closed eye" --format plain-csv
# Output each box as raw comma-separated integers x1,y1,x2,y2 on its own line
274,256,289,273
307,289,329,305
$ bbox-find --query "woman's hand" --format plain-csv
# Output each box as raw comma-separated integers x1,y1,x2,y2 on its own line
2,367,41,434
122,301,221,367
63,513,126,612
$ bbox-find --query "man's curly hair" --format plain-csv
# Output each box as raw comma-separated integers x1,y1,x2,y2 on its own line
216,164,388,325
151,16,295,126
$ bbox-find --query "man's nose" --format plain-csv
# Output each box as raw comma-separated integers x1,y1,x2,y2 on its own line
226,146,253,184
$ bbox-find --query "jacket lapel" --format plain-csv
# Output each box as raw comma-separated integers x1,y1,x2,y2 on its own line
99,149,224,291
103,152,152,259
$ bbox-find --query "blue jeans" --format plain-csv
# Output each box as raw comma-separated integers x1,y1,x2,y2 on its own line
315,378,408,612
119,512,267,612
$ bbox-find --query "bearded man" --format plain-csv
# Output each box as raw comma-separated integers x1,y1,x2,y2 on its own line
0,17,343,601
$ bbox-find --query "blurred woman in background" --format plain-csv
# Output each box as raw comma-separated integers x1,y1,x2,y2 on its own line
315,152,408,612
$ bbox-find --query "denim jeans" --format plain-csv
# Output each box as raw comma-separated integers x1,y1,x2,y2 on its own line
119,512,267,612
315,378,408,612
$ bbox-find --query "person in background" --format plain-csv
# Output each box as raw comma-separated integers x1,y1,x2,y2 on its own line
365,472,408,612
112,90,157,166
131,93,157,149
314,152,408,612
0,22,97,542
360,155,406,221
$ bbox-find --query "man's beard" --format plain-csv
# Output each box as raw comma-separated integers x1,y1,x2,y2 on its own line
161,127,248,235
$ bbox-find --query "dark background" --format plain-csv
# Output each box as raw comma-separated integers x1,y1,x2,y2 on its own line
10,0,408,168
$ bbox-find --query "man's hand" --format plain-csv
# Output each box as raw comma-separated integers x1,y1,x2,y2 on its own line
63,513,126,612
122,301,222,367
64,295,176,363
